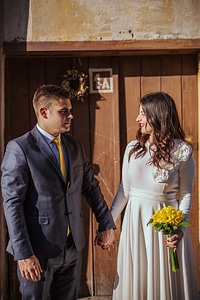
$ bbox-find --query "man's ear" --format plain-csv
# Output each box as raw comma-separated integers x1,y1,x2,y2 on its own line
39,107,48,119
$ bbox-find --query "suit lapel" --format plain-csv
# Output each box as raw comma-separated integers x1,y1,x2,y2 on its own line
31,126,64,181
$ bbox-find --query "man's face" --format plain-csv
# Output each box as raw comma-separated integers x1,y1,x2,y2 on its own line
40,98,74,136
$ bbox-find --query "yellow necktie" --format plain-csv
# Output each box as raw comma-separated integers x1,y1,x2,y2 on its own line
53,138,67,182
53,138,70,235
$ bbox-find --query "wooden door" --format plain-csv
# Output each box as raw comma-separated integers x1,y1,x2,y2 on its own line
118,54,199,289
2,54,199,299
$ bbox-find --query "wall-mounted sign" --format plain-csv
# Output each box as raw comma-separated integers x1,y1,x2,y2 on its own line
89,68,113,93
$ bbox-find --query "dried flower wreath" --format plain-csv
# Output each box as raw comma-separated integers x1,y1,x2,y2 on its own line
61,69,88,102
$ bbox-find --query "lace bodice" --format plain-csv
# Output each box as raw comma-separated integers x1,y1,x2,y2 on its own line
111,139,195,221
152,140,192,182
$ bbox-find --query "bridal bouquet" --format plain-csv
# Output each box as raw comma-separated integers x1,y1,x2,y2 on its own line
147,206,190,272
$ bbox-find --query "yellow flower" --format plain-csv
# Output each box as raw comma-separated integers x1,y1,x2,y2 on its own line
147,205,190,272
151,206,184,226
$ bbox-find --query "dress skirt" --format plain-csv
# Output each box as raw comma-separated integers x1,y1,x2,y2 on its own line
112,188,199,300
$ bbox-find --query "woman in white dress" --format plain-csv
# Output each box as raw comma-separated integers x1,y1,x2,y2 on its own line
110,92,199,300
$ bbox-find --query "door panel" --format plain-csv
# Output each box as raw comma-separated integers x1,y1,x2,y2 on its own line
119,56,141,160
3,54,199,299
141,56,162,96
88,56,120,296
161,55,182,117
181,55,199,280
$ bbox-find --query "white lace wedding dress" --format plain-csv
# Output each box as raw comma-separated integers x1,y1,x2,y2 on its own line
111,140,199,300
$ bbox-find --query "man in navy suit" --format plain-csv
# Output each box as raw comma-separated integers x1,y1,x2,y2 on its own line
1,84,115,300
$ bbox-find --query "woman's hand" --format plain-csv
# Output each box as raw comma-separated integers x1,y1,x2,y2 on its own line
166,228,183,251
94,229,115,251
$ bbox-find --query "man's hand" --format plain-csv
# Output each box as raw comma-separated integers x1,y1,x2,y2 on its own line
94,229,115,251
18,255,42,281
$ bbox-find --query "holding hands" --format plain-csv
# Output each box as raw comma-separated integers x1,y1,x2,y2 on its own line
94,229,115,251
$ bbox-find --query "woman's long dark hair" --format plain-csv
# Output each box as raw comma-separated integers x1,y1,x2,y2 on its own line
129,92,185,168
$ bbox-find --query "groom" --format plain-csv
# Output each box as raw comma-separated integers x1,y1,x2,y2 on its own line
1,84,115,300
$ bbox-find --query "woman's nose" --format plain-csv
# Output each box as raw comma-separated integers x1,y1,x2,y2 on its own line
136,114,140,122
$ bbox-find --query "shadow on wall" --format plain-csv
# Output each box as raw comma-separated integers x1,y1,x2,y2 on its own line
3,0,29,44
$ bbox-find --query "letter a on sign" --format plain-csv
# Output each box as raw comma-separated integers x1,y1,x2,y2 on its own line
102,78,110,90
89,68,113,94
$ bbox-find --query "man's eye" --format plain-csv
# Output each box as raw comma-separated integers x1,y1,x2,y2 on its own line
60,110,72,115
60,110,67,114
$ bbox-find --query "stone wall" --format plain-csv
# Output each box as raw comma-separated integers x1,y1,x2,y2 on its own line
3,0,200,42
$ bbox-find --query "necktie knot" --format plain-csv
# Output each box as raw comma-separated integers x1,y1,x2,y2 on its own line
52,138,67,182
53,137,61,146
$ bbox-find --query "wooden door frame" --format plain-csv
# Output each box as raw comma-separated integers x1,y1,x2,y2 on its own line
3,39,200,56
1,40,200,299
198,53,200,241
0,50,6,300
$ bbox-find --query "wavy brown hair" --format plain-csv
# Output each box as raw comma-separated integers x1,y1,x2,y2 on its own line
129,92,185,168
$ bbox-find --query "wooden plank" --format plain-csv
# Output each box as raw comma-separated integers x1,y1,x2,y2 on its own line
89,57,120,296
182,55,198,142
28,57,46,128
141,56,161,96
5,58,30,299
69,57,91,155
4,57,32,300
3,39,200,55
0,50,7,300
45,57,71,85
119,56,141,158
161,55,182,119
112,57,122,193
5,58,30,142
182,54,199,286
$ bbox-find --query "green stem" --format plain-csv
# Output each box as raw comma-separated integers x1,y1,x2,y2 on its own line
170,247,179,272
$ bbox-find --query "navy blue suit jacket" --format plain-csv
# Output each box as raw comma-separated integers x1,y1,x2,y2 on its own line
1,126,115,261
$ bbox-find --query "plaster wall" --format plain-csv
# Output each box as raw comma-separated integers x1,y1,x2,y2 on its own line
3,0,200,43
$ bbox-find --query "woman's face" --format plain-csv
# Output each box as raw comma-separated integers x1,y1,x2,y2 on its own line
136,104,153,135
